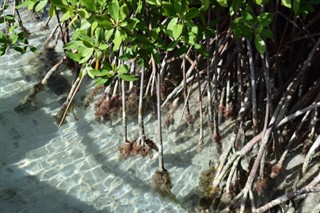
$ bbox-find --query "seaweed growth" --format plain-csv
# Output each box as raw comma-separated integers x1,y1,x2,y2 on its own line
151,168,172,193
118,138,158,159
95,95,122,122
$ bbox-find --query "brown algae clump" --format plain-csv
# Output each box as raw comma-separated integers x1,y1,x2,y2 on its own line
152,168,172,193
199,166,219,199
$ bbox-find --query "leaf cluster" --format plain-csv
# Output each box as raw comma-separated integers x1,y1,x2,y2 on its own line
6,0,320,82
0,4,36,56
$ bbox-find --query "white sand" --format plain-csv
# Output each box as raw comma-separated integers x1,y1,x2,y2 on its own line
0,10,230,213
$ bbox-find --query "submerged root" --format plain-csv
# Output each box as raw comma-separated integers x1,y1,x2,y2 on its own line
118,141,134,160
135,137,158,158
95,95,122,122
152,168,172,193
118,138,158,160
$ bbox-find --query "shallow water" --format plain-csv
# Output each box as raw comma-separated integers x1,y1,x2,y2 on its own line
0,9,234,213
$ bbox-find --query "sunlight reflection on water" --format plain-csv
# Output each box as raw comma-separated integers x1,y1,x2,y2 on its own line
0,7,236,213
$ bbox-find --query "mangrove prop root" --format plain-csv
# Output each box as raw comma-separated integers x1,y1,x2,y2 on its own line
257,187,320,213
16,56,66,111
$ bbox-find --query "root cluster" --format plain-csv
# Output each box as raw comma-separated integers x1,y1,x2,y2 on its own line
151,168,172,193
95,95,122,122
118,138,158,160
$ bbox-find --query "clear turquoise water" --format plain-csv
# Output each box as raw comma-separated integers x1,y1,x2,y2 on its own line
0,8,232,213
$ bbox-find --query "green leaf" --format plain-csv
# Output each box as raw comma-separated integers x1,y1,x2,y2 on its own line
173,24,183,40
61,10,73,22
167,18,178,31
0,45,7,56
35,0,48,12
80,47,94,64
174,0,182,13
187,31,197,45
80,35,94,48
117,64,138,80
80,19,91,30
51,0,68,8
112,29,123,51
105,29,114,41
117,64,129,74
135,0,143,15
97,18,113,30
166,18,181,39
95,27,104,43
87,67,95,78
98,43,108,50
66,51,82,62
64,41,82,50
102,62,113,71
281,0,291,8
230,0,243,14
29,45,37,52
194,44,209,57
200,0,210,11
13,45,27,54
9,25,17,36
91,21,98,36
255,35,265,54
126,18,140,29
109,0,120,22
27,1,37,10
118,73,138,81
0,32,8,43
96,77,111,86
119,3,128,21
146,0,161,6
16,0,33,9
10,34,19,44
88,69,111,78
293,0,300,14
191,25,198,34
80,0,96,13
150,29,159,42
48,4,56,17
175,45,189,57
258,13,273,27
78,8,89,18
167,40,179,51
217,0,228,7
253,0,264,5
185,8,200,20
163,1,176,17
243,11,254,22
231,20,253,40
260,28,273,39
3,15,15,24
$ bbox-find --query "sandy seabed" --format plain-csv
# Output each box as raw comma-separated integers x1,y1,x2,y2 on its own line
0,10,234,213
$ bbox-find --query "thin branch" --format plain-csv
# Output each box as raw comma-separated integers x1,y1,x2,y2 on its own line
196,59,204,151
58,74,83,126
246,38,258,134
138,67,146,140
153,53,164,171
